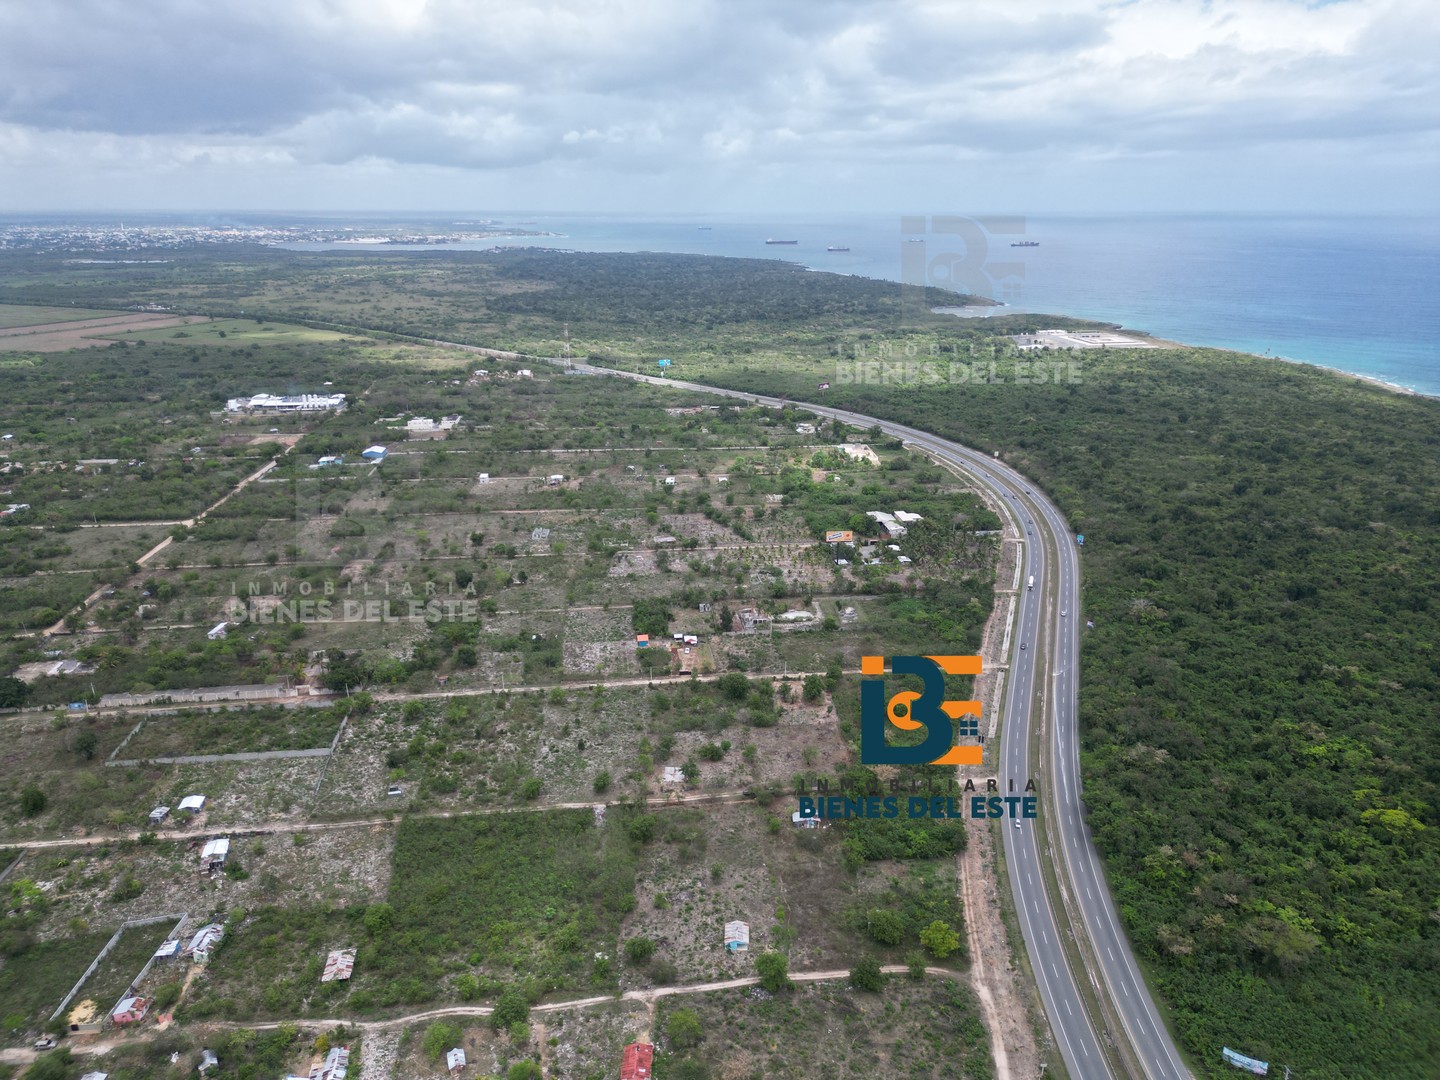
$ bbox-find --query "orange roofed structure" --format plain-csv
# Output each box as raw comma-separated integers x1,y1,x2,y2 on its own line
620,1042,653,1080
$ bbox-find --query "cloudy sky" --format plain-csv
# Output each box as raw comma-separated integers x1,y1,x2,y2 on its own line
1,0,1435,213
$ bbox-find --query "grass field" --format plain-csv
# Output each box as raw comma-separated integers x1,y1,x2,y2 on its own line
0,927,113,1028
100,318,370,348
0,304,116,328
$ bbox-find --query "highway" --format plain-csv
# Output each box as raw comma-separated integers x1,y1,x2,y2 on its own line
574,362,1191,1080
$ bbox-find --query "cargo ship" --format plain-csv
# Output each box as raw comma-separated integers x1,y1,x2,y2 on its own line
826,245,850,252
1010,240,1040,247
765,238,799,245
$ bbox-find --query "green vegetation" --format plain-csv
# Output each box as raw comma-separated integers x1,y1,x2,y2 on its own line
374,810,641,1003
689,346,1440,1078
653,978,993,1079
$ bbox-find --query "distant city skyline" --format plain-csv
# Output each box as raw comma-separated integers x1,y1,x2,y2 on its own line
2,0,1436,214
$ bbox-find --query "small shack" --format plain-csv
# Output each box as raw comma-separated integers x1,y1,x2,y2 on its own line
724,919,750,952
177,794,206,815
620,1042,654,1080
187,922,224,965
111,995,148,1026
200,838,230,873
310,1045,350,1080
446,1047,466,1075
152,939,182,963
148,806,170,826
361,445,388,462
198,1049,219,1074
206,622,229,641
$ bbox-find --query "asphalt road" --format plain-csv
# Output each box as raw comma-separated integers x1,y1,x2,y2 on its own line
575,364,1191,1080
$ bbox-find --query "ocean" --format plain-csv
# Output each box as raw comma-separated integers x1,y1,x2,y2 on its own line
285,212,1439,396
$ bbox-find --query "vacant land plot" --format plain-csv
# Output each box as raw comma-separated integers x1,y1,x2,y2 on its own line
0,926,113,1028
387,1001,647,1080
118,705,344,760
373,810,641,1005
0,304,121,328
77,919,176,1017
0,313,202,351
101,318,367,350
653,976,994,1080
18,825,390,944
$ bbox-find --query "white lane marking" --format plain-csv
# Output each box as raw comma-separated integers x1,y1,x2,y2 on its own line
1027,872,1033,886
1086,886,1093,900
1107,946,1115,961
1122,981,1130,998
1052,964,1060,979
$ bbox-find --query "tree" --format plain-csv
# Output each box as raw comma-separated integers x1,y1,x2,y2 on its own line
508,1063,542,1080
865,908,906,946
802,673,825,703
666,1007,703,1049
520,777,542,800
755,951,790,992
491,986,530,1030
717,672,749,700
19,785,46,817
850,955,886,992
593,770,611,794
625,937,655,965
920,920,961,960
681,759,700,782
0,676,29,708
422,1020,462,1061
73,730,98,760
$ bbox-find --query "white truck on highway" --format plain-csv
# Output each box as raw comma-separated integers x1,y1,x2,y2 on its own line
1027,575,1035,591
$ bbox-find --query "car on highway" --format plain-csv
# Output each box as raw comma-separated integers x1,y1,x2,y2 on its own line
1014,819,1021,829
1020,642,1027,650
1061,609,1068,617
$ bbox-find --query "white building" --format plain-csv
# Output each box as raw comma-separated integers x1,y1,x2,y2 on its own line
224,393,345,414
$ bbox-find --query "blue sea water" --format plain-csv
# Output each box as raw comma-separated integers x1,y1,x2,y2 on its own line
334,212,1436,396
20,210,1433,395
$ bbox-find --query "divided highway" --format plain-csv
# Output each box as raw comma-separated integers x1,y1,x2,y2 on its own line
576,363,1191,1080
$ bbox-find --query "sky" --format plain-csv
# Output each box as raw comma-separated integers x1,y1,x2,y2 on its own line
1,0,1436,214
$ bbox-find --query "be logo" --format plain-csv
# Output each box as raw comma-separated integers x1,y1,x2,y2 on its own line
860,655,983,766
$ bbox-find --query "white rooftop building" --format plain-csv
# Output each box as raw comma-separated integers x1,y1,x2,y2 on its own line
225,393,346,414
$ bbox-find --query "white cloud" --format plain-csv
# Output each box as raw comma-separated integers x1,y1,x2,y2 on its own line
0,0,1434,209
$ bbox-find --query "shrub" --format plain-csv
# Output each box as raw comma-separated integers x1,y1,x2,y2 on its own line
625,937,655,965
920,919,961,959
666,1007,703,1049
422,1020,463,1062
491,986,530,1030
19,785,46,817
593,771,611,794
851,955,886,992
755,951,790,993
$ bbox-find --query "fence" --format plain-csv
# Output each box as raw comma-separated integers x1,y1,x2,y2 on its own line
49,912,187,1023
